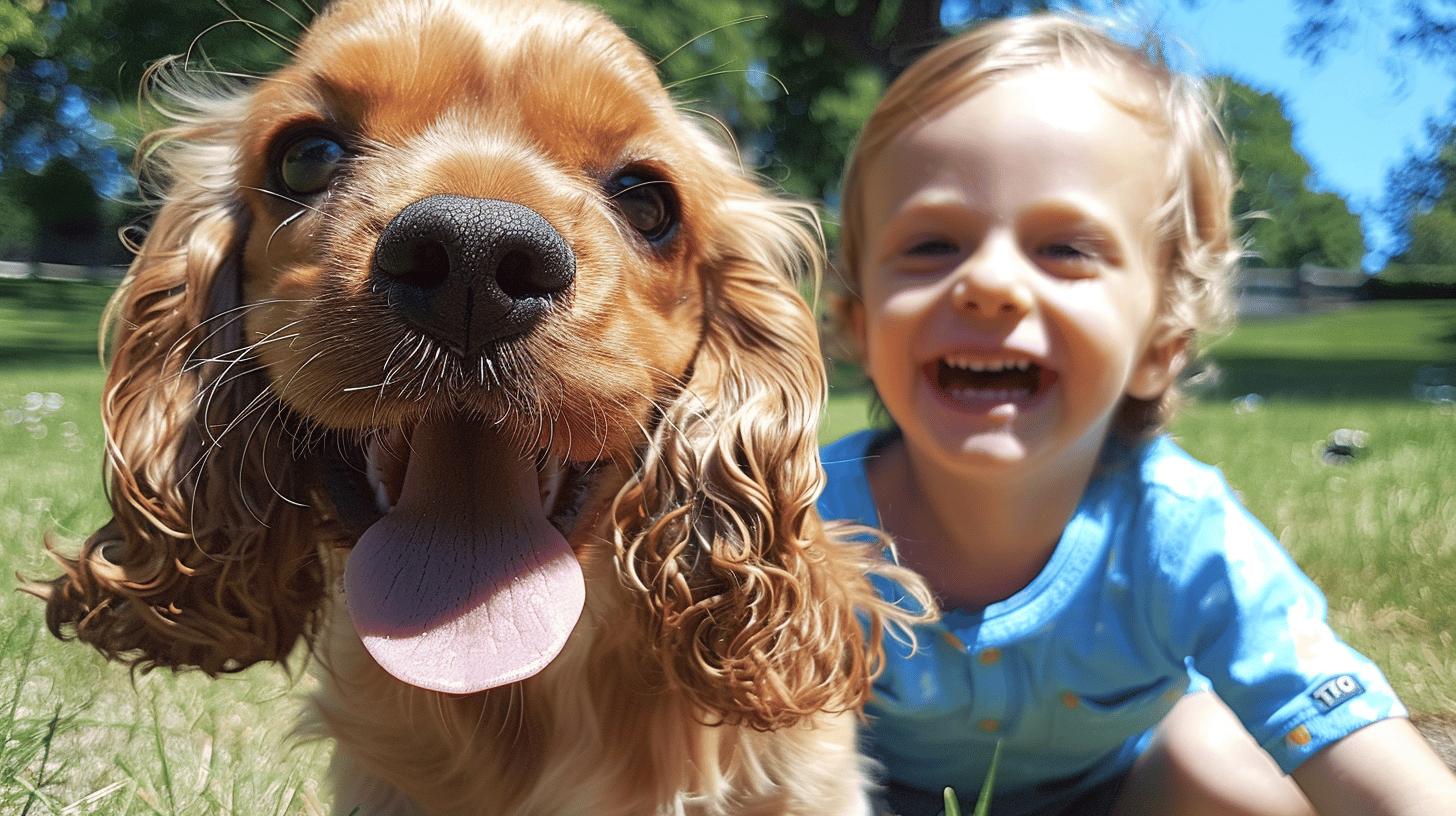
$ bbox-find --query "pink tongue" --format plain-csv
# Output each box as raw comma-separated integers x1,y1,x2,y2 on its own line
344,418,585,694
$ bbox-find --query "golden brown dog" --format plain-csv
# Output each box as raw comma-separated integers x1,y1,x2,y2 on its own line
35,1,929,813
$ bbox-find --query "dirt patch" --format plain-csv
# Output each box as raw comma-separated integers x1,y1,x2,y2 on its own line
1413,713,1456,771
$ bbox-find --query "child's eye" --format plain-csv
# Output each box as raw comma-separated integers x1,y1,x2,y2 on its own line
905,238,960,257
1040,242,1093,261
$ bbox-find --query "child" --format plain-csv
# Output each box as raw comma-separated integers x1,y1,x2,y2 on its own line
821,14,1456,816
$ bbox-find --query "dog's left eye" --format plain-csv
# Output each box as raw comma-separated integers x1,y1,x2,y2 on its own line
278,134,346,196
607,168,678,244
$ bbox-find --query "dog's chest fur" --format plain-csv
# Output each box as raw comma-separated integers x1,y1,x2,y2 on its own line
309,550,874,816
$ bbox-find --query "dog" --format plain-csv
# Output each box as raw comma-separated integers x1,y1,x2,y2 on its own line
35,1,930,813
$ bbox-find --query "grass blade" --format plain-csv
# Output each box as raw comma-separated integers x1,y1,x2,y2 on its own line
20,705,62,816
148,698,176,815
973,740,1003,816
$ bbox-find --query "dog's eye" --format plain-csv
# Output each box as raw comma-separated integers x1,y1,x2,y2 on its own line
279,134,346,196
607,169,678,244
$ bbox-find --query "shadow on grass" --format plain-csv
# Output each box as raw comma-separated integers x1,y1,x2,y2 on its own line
1200,357,1451,402
0,279,115,373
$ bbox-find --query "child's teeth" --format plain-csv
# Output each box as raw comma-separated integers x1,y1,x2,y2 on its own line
950,388,1026,402
941,356,1036,372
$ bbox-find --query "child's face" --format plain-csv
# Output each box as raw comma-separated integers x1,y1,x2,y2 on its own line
850,65,1186,474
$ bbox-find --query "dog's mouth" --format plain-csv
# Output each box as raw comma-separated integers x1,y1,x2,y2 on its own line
326,417,598,695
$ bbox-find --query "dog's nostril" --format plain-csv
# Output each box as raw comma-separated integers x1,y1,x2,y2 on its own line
496,250,545,299
397,239,450,289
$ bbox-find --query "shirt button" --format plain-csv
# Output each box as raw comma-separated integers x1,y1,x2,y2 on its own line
977,647,1002,666
1061,692,1080,709
942,631,967,651
1285,725,1313,747
977,718,1001,733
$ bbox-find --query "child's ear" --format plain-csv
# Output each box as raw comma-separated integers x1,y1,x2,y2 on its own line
827,290,868,363
1128,326,1191,400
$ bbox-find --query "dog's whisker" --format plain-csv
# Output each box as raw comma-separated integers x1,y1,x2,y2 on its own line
210,0,302,51
667,66,790,98
191,319,305,428
259,0,311,34
182,323,304,389
678,106,746,175
655,15,768,66
165,298,303,369
238,186,343,226
247,398,309,511
266,207,309,255
180,66,311,92
604,178,676,200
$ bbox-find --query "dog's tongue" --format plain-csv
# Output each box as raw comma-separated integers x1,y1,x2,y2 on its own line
345,418,584,694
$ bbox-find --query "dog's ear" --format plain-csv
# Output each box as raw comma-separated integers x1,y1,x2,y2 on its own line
613,182,920,729
33,89,330,675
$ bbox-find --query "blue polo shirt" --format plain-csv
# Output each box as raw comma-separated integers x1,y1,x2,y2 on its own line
819,429,1404,816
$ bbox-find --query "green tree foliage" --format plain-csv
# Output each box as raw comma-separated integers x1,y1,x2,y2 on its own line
0,175,38,258
3,0,1447,271
1385,112,1456,265
1402,209,1456,265
1219,78,1364,268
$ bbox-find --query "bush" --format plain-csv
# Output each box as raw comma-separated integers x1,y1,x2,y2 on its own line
0,177,38,260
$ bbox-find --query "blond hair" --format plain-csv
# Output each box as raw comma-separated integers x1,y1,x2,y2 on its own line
836,13,1240,438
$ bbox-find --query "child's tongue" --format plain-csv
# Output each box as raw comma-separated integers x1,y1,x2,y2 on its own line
344,417,585,694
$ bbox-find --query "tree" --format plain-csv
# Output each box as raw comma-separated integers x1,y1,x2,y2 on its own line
1401,208,1456,264
1288,0,1456,70
1286,0,1456,265
1384,110,1456,263
1218,78,1365,268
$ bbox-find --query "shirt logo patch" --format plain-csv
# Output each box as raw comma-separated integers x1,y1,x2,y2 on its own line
1310,675,1364,713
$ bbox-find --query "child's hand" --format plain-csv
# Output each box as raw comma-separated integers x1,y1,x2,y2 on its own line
1292,718,1456,815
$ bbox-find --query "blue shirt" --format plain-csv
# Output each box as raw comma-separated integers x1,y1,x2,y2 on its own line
819,429,1405,816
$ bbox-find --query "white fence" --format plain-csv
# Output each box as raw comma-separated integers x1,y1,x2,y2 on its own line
0,260,126,282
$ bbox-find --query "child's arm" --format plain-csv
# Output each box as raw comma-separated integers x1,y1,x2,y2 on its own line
1144,464,1450,809
1292,718,1456,815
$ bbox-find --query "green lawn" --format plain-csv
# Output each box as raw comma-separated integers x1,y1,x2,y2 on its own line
1,281,1453,811
0,280,328,814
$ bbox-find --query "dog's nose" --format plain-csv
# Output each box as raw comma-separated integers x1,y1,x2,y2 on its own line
372,195,575,355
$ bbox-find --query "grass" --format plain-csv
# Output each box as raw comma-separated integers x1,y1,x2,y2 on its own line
0,280,328,813
0,280,1452,811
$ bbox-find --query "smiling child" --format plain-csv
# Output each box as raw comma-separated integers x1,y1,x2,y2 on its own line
822,14,1456,816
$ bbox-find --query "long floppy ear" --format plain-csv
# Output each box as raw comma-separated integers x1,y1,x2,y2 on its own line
614,185,930,730
32,87,331,674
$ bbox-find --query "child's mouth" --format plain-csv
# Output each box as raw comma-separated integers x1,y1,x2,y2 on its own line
927,355,1055,409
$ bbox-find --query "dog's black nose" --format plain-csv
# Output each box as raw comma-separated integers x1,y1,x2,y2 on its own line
372,195,575,355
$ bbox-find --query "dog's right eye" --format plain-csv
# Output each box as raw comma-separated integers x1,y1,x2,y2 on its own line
278,134,346,196
606,167,678,245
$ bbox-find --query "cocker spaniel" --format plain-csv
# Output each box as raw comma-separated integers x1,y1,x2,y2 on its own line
35,0,929,813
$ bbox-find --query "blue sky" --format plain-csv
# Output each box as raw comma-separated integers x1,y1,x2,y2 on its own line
944,0,1456,268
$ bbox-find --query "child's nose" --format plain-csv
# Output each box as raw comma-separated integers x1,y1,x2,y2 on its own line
950,249,1033,318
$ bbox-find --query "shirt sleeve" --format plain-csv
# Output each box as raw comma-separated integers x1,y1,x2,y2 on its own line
1147,478,1407,773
